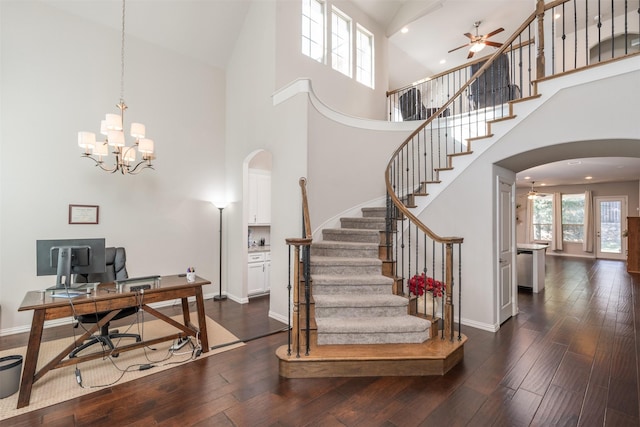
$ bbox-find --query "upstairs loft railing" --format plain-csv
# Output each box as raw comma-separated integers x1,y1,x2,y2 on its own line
384,0,640,341
388,0,640,126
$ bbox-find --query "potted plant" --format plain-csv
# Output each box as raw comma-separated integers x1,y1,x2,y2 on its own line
408,273,443,316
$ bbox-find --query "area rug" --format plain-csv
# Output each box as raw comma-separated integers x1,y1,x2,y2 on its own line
0,313,243,420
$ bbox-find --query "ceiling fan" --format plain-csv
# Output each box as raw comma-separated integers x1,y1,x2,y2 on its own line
448,21,504,59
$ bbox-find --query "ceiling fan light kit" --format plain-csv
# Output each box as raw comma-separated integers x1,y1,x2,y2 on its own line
448,21,504,59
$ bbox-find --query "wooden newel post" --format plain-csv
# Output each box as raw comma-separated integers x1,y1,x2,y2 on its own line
286,238,311,357
444,243,454,341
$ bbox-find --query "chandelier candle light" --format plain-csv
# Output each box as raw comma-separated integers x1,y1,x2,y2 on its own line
77,0,155,175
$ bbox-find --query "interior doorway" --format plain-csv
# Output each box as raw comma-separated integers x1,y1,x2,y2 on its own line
245,150,272,298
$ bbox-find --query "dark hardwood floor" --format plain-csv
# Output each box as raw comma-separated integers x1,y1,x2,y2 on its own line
1,256,639,426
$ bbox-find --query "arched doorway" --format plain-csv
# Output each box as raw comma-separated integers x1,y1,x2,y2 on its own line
244,150,272,297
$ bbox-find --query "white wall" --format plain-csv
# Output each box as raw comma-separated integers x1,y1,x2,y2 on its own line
0,2,226,333
420,60,640,331
307,103,413,233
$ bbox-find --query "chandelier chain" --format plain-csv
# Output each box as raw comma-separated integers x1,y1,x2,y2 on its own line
120,0,126,104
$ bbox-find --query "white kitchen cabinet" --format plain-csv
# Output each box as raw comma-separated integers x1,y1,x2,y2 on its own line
247,252,270,295
264,252,271,292
248,171,271,225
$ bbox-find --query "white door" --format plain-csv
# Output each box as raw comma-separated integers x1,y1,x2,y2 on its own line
595,196,627,260
497,178,515,324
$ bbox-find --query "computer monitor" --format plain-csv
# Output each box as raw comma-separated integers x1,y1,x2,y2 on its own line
36,238,106,289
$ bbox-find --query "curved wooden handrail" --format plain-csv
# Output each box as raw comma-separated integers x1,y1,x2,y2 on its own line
384,6,541,245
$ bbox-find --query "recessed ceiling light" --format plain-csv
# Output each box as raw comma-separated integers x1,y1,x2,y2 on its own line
524,176,531,180
439,59,446,64
401,27,409,34
567,160,582,165
585,176,593,180
540,183,547,186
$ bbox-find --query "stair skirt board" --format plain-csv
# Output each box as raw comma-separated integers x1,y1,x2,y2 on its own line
276,335,467,378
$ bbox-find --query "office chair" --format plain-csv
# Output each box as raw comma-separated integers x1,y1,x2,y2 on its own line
70,247,141,358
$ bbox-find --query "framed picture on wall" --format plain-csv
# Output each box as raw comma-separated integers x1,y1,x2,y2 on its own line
69,204,99,224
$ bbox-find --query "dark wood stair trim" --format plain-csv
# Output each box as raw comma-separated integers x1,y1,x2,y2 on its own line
276,334,466,377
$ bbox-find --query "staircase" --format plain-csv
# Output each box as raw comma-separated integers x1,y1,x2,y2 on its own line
311,206,432,345
277,204,465,378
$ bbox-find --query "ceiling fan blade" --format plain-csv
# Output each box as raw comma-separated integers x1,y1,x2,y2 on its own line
448,43,471,53
463,32,474,40
467,49,475,59
484,41,503,48
484,27,504,38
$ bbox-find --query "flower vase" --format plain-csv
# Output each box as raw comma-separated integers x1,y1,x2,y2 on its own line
416,293,438,317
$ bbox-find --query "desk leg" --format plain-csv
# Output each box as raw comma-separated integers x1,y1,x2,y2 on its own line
17,309,45,408
195,287,209,353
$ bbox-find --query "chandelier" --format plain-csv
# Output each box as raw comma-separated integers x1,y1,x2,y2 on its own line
77,0,155,175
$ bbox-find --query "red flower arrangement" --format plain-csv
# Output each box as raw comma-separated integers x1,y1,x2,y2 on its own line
408,273,444,298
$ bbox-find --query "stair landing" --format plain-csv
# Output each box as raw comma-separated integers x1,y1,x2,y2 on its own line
276,333,466,378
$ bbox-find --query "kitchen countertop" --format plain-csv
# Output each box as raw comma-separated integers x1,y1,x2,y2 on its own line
248,245,270,253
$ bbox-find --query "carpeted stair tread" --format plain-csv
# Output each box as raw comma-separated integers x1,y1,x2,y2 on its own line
361,207,387,218
313,241,379,250
316,315,431,334
311,256,382,267
314,294,407,308
311,241,379,258
322,228,380,243
311,274,394,285
340,217,386,230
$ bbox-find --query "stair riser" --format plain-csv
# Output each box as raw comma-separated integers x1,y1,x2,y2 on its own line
311,284,391,295
361,207,386,218
322,230,380,243
311,265,382,276
340,218,386,230
318,330,430,345
315,305,407,318
311,247,379,258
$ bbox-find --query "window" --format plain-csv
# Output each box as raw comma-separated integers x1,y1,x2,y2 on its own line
356,24,374,88
530,193,586,243
562,194,585,242
302,0,324,62
531,194,553,241
331,7,351,77
301,1,375,84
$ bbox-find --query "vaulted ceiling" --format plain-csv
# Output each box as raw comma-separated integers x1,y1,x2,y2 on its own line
43,0,640,187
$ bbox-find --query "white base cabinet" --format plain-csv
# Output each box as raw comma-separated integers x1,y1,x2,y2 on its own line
247,252,270,295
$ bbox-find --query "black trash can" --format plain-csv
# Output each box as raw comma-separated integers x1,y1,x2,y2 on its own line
0,355,22,398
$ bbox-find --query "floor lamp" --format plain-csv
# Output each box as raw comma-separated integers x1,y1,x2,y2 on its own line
214,203,227,301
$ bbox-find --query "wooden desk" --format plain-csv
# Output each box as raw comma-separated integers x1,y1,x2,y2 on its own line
16,275,211,409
